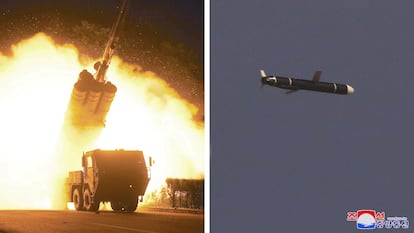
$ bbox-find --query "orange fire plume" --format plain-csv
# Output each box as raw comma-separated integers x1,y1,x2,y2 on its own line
0,33,204,210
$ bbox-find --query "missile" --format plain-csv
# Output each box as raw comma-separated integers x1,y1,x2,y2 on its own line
260,70,354,95
65,0,128,127
94,0,128,83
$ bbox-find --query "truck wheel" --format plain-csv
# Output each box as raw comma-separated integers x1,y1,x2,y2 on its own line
83,188,99,211
125,198,138,212
110,201,122,211
72,188,83,211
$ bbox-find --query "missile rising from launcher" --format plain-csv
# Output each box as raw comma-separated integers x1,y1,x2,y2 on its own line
94,0,129,84
260,70,354,95
66,0,129,127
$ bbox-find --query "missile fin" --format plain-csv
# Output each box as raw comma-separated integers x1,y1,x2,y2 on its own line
285,89,298,95
260,70,267,77
312,70,322,82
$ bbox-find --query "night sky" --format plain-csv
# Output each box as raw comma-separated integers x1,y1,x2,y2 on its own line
0,0,204,120
212,0,414,232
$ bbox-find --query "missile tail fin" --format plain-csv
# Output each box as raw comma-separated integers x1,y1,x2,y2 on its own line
259,70,266,88
260,70,267,77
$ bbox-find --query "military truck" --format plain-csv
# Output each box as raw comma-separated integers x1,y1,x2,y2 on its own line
66,149,152,212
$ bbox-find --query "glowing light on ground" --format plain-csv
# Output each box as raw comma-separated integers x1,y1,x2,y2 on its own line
0,33,204,209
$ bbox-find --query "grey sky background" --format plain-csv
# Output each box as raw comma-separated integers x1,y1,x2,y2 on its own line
211,0,414,232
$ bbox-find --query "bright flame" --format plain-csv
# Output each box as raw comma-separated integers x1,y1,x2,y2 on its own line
0,33,204,209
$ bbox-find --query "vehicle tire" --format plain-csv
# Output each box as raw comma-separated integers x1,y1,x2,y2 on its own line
83,188,100,211
72,188,83,211
111,201,122,211
125,197,138,212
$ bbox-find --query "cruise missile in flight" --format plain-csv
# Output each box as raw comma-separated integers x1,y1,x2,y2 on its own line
260,70,354,95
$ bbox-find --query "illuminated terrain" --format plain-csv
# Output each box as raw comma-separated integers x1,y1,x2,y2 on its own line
0,33,204,209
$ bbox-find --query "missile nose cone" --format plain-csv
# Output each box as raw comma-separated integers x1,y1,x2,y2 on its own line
346,85,354,94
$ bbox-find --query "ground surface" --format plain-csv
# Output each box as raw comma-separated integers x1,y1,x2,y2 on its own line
0,210,204,233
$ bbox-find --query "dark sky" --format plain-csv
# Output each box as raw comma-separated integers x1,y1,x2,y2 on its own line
0,0,204,119
212,0,414,232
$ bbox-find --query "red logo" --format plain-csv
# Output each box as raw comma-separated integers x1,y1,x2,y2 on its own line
347,210,385,221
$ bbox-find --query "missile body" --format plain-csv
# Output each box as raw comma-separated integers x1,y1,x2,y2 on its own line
65,0,127,127
260,70,354,95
